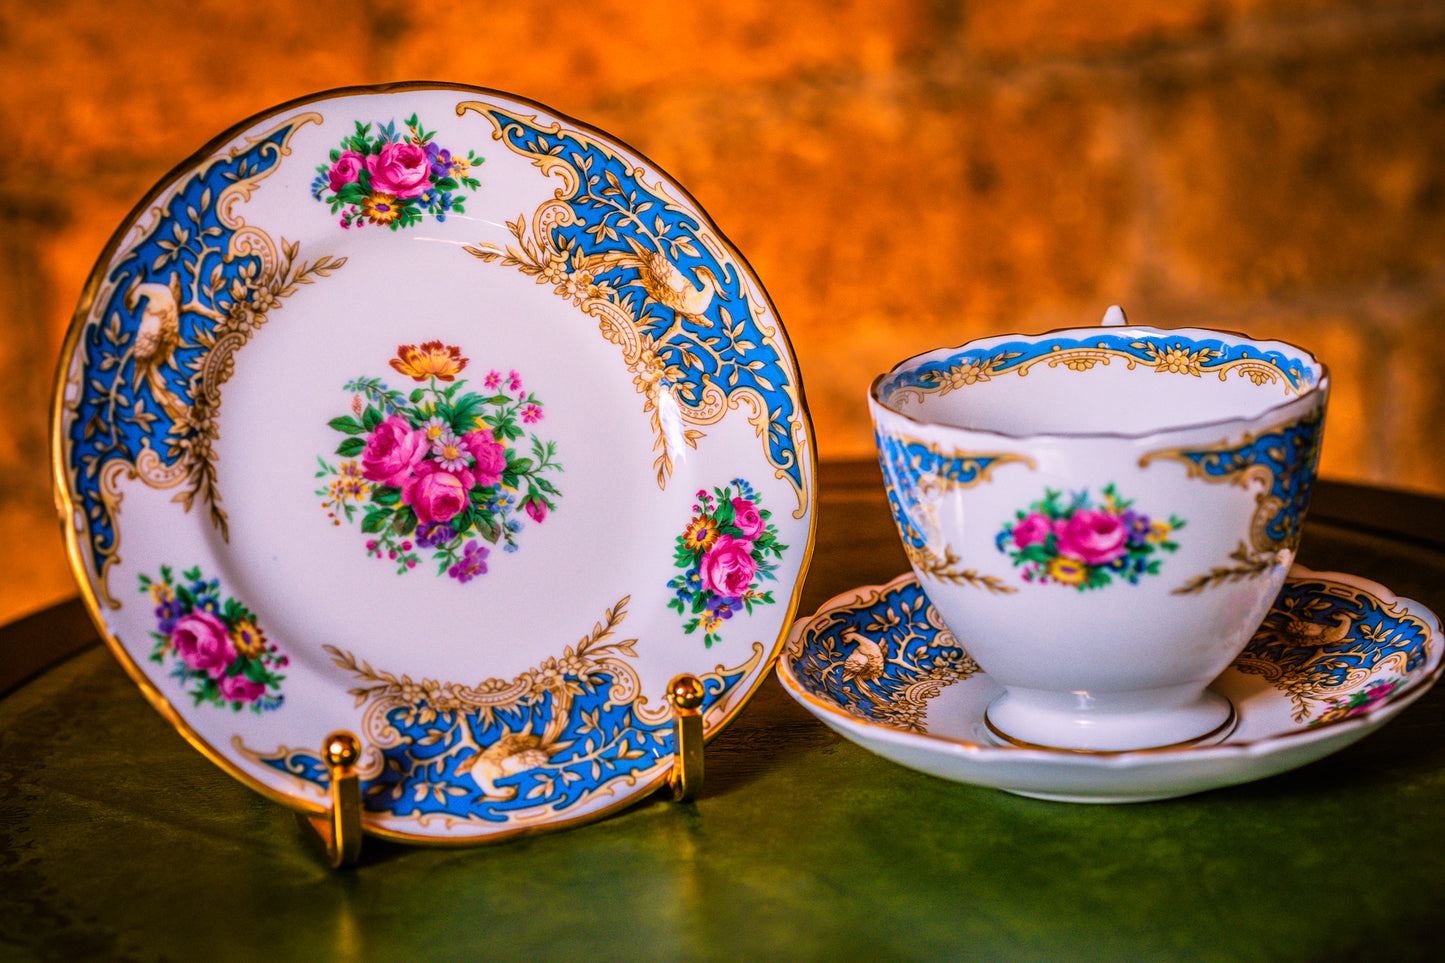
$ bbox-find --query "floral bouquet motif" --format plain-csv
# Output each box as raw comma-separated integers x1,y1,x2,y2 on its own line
140,566,286,712
667,481,787,647
316,342,562,583
312,114,483,230
1312,678,1404,726
995,484,1185,590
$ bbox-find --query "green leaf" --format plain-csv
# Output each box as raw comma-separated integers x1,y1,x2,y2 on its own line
372,487,401,506
362,406,384,430
475,514,502,544
361,509,390,534
335,437,366,457
328,415,367,435
452,393,487,430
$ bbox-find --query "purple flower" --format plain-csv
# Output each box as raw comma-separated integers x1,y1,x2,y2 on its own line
416,521,457,549
155,598,185,635
706,595,740,620
426,142,454,179
448,541,490,583
1121,509,1152,546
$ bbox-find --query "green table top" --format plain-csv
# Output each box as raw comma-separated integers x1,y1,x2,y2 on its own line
4,464,1444,962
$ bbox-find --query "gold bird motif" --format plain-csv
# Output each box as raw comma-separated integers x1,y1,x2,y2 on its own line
453,729,554,801
840,631,886,682
1277,611,1354,648
123,275,187,420
597,235,727,322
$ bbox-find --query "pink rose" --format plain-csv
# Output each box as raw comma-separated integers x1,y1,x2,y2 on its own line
1054,509,1128,565
464,428,507,488
365,142,432,199
171,611,235,679
328,150,365,192
220,673,266,704
525,498,547,523
700,535,758,599
402,461,475,525
1012,512,1053,549
732,498,764,539
361,415,428,486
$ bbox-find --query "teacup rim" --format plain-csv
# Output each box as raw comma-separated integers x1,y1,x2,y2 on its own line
869,323,1331,444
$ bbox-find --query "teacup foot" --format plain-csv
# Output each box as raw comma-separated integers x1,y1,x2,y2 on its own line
982,687,1238,754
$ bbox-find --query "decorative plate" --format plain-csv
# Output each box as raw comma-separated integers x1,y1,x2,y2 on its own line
777,568,1441,803
53,83,815,843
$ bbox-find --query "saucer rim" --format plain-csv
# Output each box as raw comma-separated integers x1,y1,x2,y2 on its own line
778,565,1443,774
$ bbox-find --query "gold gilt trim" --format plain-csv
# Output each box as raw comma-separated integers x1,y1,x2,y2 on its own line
1235,582,1430,722
906,542,1017,594
458,103,809,518
892,340,1303,409
240,598,765,831
1140,413,1320,596
887,437,1034,592
63,115,340,605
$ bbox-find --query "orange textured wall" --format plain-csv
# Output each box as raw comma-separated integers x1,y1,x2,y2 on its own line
3,0,1445,623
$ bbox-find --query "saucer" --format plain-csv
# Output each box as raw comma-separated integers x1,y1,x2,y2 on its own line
53,84,815,842
777,567,1442,803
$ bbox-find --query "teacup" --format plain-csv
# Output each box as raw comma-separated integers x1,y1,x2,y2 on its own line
868,313,1329,752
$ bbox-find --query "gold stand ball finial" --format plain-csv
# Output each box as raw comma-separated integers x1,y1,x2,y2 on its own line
323,731,361,769
668,674,705,712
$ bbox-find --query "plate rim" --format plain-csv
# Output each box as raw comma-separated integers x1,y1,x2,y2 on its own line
50,81,819,844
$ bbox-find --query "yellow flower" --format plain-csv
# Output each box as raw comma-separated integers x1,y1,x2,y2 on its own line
230,618,268,659
1152,346,1209,376
390,341,469,382
1147,521,1173,543
361,192,402,225
1047,556,1088,586
683,517,719,552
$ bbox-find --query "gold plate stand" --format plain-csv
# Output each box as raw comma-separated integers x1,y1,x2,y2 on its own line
298,673,708,866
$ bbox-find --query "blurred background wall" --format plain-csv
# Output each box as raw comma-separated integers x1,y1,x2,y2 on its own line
3,0,1444,624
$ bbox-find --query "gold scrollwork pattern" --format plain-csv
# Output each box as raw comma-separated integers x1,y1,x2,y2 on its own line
878,333,1316,410
876,432,1033,592
1141,407,1325,595
1235,576,1434,723
245,598,765,830
788,581,980,733
65,115,342,604
457,102,810,515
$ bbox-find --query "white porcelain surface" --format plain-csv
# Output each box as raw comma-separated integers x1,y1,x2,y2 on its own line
869,323,1329,750
778,569,1442,803
53,84,815,843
